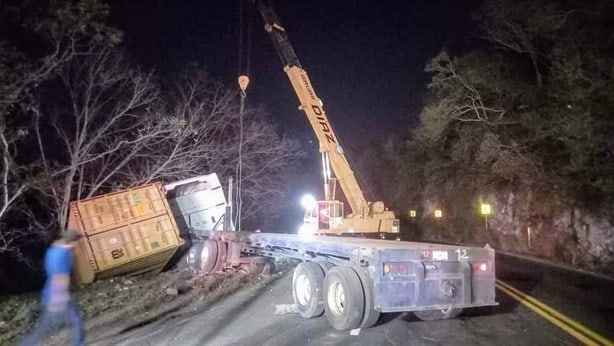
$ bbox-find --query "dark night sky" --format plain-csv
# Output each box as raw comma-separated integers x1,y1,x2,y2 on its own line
106,0,483,230
107,0,483,150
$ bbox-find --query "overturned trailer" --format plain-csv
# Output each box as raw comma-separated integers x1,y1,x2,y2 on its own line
190,230,497,330
68,182,184,284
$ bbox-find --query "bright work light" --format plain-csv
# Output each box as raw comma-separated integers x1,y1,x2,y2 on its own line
300,194,315,209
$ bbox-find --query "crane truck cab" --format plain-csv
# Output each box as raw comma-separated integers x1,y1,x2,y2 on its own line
299,197,344,235
300,196,400,235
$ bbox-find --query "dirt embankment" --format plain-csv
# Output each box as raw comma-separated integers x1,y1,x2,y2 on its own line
0,258,299,345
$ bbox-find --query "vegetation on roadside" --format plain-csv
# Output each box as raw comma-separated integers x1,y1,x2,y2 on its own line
0,257,299,345
366,0,614,274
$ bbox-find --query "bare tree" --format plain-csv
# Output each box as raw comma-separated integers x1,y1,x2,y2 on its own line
121,67,304,226
0,0,122,120
37,44,159,228
482,0,574,88
425,52,509,125
35,50,303,230
0,0,121,253
119,69,239,184
229,114,303,221
0,120,28,255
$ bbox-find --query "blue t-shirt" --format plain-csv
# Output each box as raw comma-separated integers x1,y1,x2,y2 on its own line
41,244,73,303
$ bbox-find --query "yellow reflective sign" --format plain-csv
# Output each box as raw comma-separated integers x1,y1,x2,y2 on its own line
481,203,492,215
409,210,417,218
434,209,443,218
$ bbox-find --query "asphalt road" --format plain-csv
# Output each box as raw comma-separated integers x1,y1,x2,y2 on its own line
101,253,614,346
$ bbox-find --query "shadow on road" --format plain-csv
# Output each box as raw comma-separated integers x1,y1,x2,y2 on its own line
195,274,286,342
377,312,404,325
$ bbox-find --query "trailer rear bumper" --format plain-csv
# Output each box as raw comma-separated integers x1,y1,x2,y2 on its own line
373,248,498,312
374,276,498,312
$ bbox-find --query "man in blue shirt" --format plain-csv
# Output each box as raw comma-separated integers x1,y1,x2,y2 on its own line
21,230,85,346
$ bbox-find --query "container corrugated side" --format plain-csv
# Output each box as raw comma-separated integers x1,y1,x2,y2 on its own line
67,182,184,284
69,184,171,235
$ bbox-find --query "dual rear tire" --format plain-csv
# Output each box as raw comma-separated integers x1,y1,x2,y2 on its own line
292,262,327,318
291,263,380,330
323,266,365,330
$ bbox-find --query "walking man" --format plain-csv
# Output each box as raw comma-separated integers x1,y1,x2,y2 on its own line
21,230,85,346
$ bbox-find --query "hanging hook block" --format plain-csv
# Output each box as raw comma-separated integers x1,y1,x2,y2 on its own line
238,75,250,92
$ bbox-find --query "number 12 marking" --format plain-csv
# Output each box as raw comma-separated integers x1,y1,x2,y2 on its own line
455,249,468,260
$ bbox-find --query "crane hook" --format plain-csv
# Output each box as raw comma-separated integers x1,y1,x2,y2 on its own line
238,75,250,96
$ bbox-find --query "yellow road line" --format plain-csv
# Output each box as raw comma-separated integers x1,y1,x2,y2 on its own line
496,279,613,346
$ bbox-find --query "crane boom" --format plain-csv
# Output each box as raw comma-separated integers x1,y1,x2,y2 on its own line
255,0,399,234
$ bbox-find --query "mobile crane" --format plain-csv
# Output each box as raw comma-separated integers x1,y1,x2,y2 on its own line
255,0,399,235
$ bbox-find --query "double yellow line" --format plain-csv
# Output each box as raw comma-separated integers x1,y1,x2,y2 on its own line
496,279,613,346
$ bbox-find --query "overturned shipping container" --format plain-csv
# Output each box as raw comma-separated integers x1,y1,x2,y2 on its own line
67,182,184,284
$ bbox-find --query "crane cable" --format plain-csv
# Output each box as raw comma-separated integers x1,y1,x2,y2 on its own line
236,0,252,231
236,85,246,232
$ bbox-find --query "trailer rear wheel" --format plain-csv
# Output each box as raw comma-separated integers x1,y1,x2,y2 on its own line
353,266,380,328
213,241,227,271
315,261,334,274
187,240,218,273
413,306,462,321
292,262,326,318
323,266,365,330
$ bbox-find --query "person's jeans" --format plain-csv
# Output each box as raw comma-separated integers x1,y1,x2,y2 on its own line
20,301,85,346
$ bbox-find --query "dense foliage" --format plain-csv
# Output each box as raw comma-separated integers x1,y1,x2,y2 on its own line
379,0,613,269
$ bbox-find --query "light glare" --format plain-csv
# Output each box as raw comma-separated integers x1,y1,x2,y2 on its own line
300,194,315,209
481,203,492,215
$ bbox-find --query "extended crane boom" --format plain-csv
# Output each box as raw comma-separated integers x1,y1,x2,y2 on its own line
255,0,399,235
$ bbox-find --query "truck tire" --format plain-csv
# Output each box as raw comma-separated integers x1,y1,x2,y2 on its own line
323,266,365,330
352,266,380,328
315,261,334,274
187,242,204,272
213,241,227,271
188,240,218,273
413,306,462,321
292,262,326,318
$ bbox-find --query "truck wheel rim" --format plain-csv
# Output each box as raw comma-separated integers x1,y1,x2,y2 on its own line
200,246,209,268
440,304,453,314
327,282,345,316
295,274,312,306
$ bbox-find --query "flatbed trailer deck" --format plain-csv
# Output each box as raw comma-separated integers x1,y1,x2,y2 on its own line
191,230,498,330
